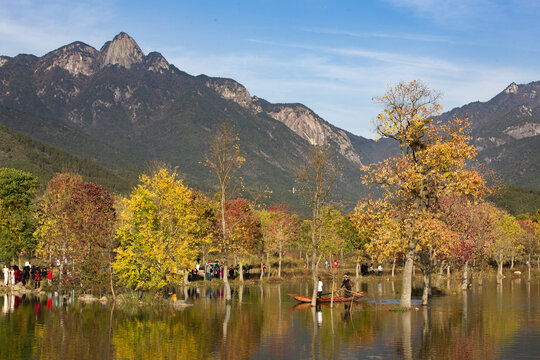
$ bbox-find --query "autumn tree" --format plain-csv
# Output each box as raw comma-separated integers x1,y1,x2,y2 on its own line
353,199,407,277
439,196,493,290
0,168,40,264
339,213,368,279
114,168,207,290
414,213,456,304
35,173,116,294
296,144,339,306
363,80,486,307
266,203,299,278
486,207,523,282
518,219,540,281
225,198,262,281
205,123,245,301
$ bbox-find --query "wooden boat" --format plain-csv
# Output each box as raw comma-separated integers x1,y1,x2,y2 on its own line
288,292,365,303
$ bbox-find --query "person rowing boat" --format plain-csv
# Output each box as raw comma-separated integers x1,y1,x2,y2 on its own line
340,274,352,297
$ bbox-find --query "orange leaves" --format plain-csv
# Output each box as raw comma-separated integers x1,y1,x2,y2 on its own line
358,81,488,265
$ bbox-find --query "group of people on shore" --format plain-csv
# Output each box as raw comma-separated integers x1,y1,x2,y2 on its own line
2,262,52,289
203,262,238,281
360,263,383,276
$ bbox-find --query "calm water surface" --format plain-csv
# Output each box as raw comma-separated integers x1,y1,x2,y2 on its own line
2,277,540,359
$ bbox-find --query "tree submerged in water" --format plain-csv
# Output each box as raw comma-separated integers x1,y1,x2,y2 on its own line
356,80,486,308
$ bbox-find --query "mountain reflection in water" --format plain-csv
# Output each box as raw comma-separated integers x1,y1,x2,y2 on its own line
1,278,540,359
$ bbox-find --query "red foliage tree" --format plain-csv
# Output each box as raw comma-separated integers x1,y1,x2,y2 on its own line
36,174,116,295
224,198,262,281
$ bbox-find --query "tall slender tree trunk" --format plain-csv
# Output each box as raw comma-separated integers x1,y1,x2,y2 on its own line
400,249,414,308
435,261,444,289
310,251,321,307
422,271,431,306
220,188,232,302
330,267,335,308
528,254,531,282
511,256,515,269
278,244,282,278
239,259,244,282
266,252,270,271
447,264,450,277
109,262,116,301
355,256,360,280
461,260,469,291
392,256,396,277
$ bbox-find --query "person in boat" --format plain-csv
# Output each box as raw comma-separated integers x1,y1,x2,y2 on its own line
317,277,323,298
340,275,352,297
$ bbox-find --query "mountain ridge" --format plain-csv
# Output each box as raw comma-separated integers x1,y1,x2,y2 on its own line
0,32,537,213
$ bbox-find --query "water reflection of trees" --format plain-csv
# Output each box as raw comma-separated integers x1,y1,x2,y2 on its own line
0,280,536,359
416,281,523,360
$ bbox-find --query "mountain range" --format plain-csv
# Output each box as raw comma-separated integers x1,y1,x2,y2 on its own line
0,33,538,213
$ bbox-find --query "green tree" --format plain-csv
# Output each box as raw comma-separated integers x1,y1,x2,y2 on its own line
0,168,40,264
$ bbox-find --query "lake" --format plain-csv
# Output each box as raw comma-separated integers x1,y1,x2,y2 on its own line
1,276,540,359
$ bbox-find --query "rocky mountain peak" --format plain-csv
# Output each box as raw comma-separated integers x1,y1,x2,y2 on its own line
504,82,519,94
0,56,9,67
205,78,262,113
36,41,98,76
99,32,144,69
145,52,170,73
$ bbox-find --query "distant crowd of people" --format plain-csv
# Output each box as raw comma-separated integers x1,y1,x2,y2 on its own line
2,262,52,289
360,263,383,276
202,262,240,281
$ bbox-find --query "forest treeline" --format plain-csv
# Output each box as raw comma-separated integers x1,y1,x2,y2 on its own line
1,81,539,308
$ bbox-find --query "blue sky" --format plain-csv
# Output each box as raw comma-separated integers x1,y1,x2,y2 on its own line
1,0,539,138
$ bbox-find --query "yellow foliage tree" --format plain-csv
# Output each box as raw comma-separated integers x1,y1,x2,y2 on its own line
359,80,486,307
114,168,211,290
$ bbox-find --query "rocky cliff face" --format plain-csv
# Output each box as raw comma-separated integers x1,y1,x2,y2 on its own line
205,78,262,113
205,77,364,166
262,103,364,166
36,42,98,76
439,81,540,189
98,32,144,69
28,32,171,78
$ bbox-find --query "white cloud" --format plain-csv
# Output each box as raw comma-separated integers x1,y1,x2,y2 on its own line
302,28,452,44
167,41,540,139
0,0,115,56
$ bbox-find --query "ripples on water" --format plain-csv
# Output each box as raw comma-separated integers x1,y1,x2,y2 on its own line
1,277,540,359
